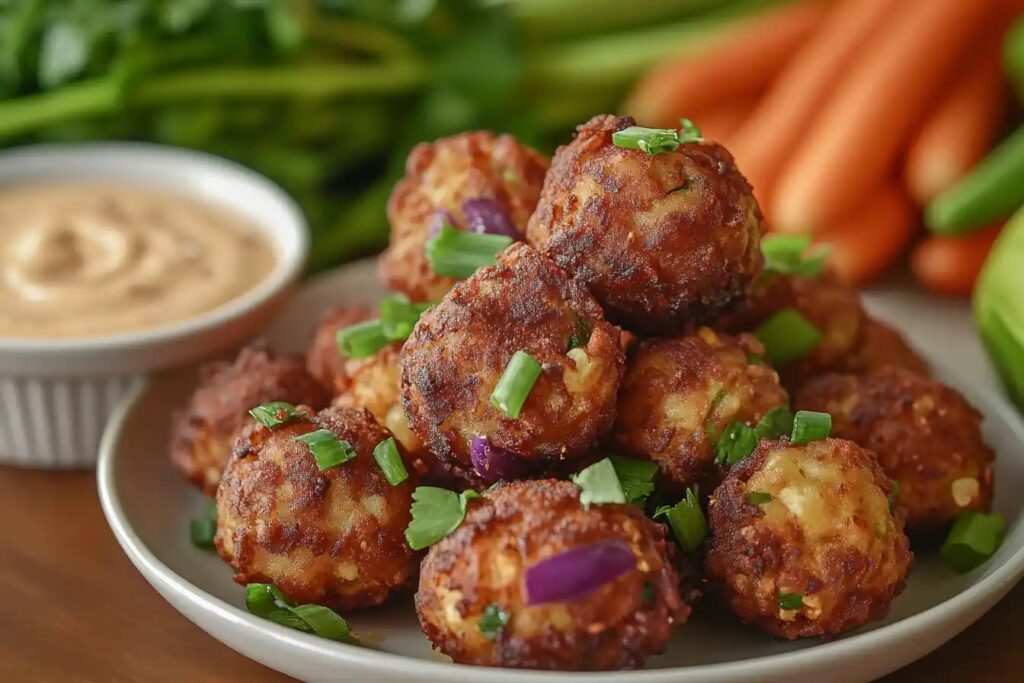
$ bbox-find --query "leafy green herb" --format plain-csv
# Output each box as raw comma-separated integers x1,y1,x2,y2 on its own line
373,437,409,486
571,458,626,509
654,487,708,553
754,407,794,441
405,486,481,550
777,592,804,611
746,491,773,505
294,430,357,471
190,499,218,550
611,117,703,156
609,455,659,507
245,583,350,640
714,421,759,467
249,401,304,429
478,603,510,640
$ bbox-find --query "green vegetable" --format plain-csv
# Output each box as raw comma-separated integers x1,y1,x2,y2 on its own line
490,351,543,419
654,487,708,552
761,234,829,278
609,455,659,506
336,320,390,360
189,499,218,550
249,401,304,429
294,430,357,471
425,224,514,278
755,308,822,366
478,604,510,640
975,205,1024,410
405,486,481,550
754,407,794,441
941,511,1005,574
373,437,409,486
611,117,702,155
777,592,804,611
380,294,429,341
571,458,627,509
790,410,831,444
926,125,1024,235
245,583,350,640
746,491,773,505
714,421,759,467
1004,16,1024,103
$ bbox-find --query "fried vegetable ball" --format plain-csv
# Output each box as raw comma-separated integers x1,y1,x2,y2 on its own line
380,131,549,302
526,114,763,334
416,479,689,670
838,317,930,377
705,438,912,639
796,366,994,538
401,243,624,483
612,327,789,492
170,345,330,496
215,405,419,611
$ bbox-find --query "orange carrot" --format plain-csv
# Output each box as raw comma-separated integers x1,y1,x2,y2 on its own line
729,0,892,215
624,1,827,128
910,224,1002,297
904,39,1008,204
820,184,917,285
693,96,760,148
771,0,993,235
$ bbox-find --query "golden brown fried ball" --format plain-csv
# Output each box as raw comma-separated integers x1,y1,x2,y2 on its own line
215,405,419,611
613,327,789,493
838,317,930,377
380,131,549,302
170,345,330,496
796,366,994,538
705,438,911,639
416,479,689,670
401,243,624,483
526,114,763,334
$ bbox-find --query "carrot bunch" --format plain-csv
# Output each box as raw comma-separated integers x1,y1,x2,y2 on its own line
625,0,1019,296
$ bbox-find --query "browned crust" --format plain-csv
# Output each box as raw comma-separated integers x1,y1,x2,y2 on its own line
838,317,930,377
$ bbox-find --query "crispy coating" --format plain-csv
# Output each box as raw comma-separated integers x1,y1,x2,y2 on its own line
705,438,912,639
215,405,419,611
401,243,624,483
416,479,689,670
169,345,330,496
796,366,994,538
526,114,763,334
838,317,930,377
380,131,549,302
612,328,789,492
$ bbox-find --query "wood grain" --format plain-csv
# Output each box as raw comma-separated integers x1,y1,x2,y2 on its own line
0,466,1018,682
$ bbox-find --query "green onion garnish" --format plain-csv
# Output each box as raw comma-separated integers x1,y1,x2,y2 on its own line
336,319,390,359
249,401,304,429
189,499,217,550
405,486,481,550
755,406,795,441
490,350,542,419
941,510,1005,573
478,603,510,640
612,117,703,156
380,294,429,341
746,491,773,505
761,234,830,279
714,421,759,467
609,455,659,507
571,457,627,509
790,410,832,444
373,436,409,486
755,308,822,366
425,224,513,278
888,480,901,511
654,487,708,553
245,583,350,640
294,429,357,471
777,592,804,611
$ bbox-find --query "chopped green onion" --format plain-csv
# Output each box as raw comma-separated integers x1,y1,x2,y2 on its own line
761,234,830,278
888,480,901,511
337,319,390,359
245,583,350,640
755,308,822,366
190,499,217,550
612,117,702,156
380,294,427,341
373,437,409,486
405,486,481,550
941,511,1005,573
249,401,304,429
478,603,510,640
778,592,804,611
609,455,659,507
654,487,708,553
714,421,759,467
425,224,513,278
790,410,832,444
490,350,542,418
294,429,357,471
746,491,773,505
677,118,703,142
571,457,627,509
755,406,795,441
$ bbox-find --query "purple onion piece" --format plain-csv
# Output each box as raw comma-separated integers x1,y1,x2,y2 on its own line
462,198,519,238
428,209,455,237
470,436,522,483
524,539,636,606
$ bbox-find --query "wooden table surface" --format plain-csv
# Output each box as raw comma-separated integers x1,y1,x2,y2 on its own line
1,467,1019,682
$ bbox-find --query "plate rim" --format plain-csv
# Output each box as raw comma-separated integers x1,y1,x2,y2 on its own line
97,264,1024,682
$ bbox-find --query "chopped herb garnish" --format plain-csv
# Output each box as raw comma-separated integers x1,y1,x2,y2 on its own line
704,388,729,444
478,603,510,640
612,117,703,156
755,406,795,441
746,491,773,505
714,421,759,467
571,457,627,509
490,350,542,419
790,410,832,444
778,592,804,611
755,308,822,366
249,401,304,429
425,223,513,278
654,487,708,553
888,480,901,511
405,486,481,550
189,499,217,550
373,437,409,486
941,510,1005,573
380,294,429,341
761,234,830,279
609,455,659,507
337,319,390,359
678,117,702,141
294,429,357,471
245,583,350,640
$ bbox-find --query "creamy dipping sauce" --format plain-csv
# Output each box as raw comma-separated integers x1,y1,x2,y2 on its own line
0,183,276,339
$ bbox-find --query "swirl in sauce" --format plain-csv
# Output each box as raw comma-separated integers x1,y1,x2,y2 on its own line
0,183,276,339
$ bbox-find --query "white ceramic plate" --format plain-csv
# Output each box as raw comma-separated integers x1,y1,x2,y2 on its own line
98,260,1024,683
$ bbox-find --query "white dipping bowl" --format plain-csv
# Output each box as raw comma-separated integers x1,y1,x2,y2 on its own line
0,143,308,468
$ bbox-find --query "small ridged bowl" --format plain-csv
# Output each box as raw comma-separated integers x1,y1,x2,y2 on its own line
0,143,308,469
